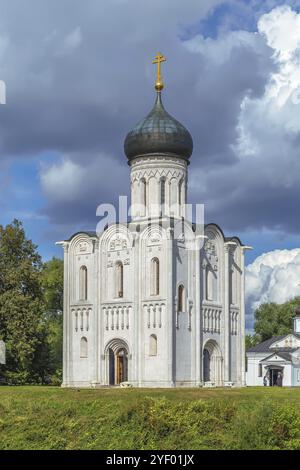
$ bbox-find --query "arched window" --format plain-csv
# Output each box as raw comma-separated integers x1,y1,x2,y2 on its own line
151,258,160,296
206,266,213,301
149,334,157,356
160,177,166,211
79,266,88,301
141,178,147,215
116,262,124,298
178,284,185,312
80,337,88,358
178,179,184,206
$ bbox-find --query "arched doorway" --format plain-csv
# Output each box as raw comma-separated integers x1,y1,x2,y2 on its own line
203,349,210,382
105,339,129,386
203,340,223,386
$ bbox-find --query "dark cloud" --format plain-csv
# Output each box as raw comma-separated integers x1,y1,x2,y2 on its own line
0,0,299,244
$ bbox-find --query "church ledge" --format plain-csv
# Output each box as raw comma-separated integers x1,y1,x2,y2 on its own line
61,381,245,389
65,231,98,242
127,152,190,165
204,223,244,247
62,222,244,245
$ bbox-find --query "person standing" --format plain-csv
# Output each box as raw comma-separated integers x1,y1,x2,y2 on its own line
263,375,268,386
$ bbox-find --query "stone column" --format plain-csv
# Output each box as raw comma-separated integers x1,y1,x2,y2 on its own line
240,247,248,386
195,236,201,385
224,243,230,383
93,239,100,385
62,242,70,387
133,231,141,386
167,226,175,386
189,243,196,381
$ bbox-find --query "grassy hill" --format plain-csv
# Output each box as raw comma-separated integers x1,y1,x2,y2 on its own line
1,386,300,450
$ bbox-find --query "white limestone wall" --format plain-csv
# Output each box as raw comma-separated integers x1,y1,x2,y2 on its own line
139,224,171,386
175,243,192,384
230,336,237,382
99,225,135,385
201,226,225,385
63,234,98,387
143,316,170,385
130,155,187,220
61,218,246,388
176,313,192,384
200,226,245,386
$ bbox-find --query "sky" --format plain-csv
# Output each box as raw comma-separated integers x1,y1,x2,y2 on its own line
1,0,300,329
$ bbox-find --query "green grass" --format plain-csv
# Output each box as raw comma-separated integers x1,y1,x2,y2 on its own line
1,386,300,450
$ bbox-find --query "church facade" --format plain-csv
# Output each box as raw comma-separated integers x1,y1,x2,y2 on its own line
58,55,248,388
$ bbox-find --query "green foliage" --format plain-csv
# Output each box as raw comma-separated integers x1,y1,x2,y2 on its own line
245,334,260,350
0,220,45,384
41,258,63,314
0,219,42,297
0,221,63,385
228,401,300,450
1,291,45,383
117,397,236,449
40,258,64,384
1,387,300,450
254,296,300,342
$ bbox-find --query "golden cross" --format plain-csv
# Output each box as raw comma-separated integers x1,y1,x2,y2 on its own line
152,52,166,91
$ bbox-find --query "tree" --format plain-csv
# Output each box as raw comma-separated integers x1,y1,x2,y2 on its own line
254,296,300,342
0,220,45,384
40,258,64,383
245,334,260,351
0,221,65,385
41,258,63,314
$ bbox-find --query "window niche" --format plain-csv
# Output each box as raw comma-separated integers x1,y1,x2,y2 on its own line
115,261,124,298
79,266,88,301
177,284,185,312
80,337,88,358
149,334,157,356
151,258,160,296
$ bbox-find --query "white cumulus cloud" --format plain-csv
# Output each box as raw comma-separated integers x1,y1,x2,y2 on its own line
40,158,83,203
245,248,300,331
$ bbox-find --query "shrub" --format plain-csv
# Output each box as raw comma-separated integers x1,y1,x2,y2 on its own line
228,401,300,450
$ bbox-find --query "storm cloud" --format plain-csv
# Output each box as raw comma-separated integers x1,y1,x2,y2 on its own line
0,0,300,243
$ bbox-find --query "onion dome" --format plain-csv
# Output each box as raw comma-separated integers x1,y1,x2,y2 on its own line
124,52,193,162
124,92,193,162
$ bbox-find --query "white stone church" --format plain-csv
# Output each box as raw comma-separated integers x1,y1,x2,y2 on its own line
58,55,248,388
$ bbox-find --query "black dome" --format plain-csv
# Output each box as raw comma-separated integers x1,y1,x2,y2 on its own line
124,92,193,161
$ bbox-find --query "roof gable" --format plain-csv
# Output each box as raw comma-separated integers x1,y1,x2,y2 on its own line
260,351,292,363
270,334,300,350
247,334,300,354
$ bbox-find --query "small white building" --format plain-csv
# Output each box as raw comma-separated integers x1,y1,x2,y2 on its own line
246,309,300,387
58,58,248,388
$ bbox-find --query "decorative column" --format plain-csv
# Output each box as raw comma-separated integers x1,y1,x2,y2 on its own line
62,242,70,387
164,178,169,218
92,239,99,386
132,231,140,386
224,241,238,384
166,226,175,386
195,236,202,385
224,243,231,383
